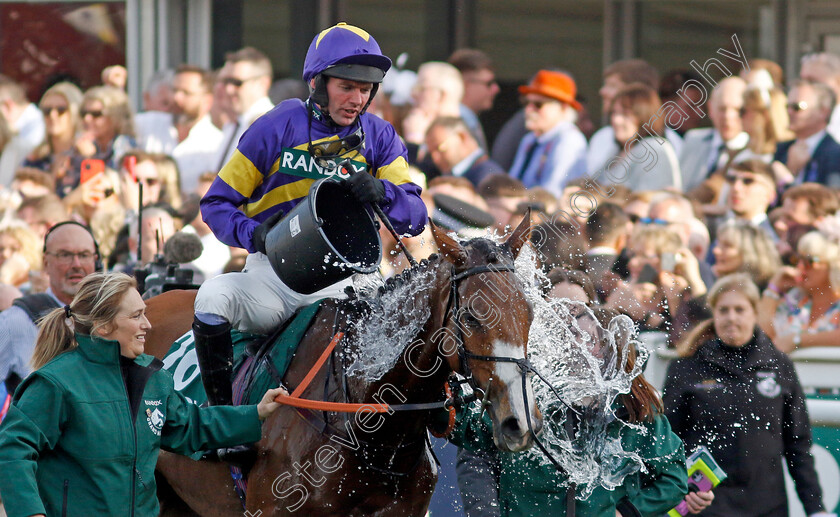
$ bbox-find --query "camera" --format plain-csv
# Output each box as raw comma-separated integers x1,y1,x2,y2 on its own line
135,253,199,299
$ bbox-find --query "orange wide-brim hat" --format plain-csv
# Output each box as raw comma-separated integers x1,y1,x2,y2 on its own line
518,70,582,111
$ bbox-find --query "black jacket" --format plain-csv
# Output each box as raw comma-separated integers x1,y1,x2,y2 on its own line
663,328,824,517
775,133,840,187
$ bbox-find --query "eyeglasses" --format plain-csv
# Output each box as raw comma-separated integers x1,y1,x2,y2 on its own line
220,75,264,88
81,110,105,119
46,251,97,264
42,106,69,116
792,254,822,267
787,101,809,112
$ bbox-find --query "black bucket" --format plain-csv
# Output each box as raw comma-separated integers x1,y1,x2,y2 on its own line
265,177,381,294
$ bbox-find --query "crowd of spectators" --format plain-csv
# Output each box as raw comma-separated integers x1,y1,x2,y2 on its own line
1,41,840,516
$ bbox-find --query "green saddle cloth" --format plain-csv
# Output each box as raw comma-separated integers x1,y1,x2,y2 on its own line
161,300,325,407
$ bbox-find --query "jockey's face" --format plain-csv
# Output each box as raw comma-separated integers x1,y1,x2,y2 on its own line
324,77,373,126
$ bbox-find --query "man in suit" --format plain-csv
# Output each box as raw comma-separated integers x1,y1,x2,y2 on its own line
723,159,779,241
424,116,504,187
508,70,587,197
448,48,500,151
799,52,840,142
775,80,840,187
679,76,749,191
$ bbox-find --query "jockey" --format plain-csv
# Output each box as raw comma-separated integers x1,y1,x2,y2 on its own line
193,23,427,461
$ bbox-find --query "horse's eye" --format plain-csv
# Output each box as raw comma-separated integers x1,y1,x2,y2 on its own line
460,311,482,329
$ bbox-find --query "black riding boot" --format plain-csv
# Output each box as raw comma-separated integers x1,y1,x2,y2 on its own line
192,317,256,468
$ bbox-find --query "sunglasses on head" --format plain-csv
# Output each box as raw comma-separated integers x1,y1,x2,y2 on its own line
81,109,105,119
42,106,69,116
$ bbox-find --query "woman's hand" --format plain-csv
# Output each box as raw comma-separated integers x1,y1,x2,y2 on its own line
684,490,715,514
769,266,799,293
75,131,97,158
774,332,799,354
257,386,289,420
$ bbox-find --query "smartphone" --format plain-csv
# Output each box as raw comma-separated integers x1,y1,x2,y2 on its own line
637,263,658,284
124,155,137,182
80,159,105,184
661,252,682,273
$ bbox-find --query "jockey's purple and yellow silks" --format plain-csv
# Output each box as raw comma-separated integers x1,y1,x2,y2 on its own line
200,99,426,252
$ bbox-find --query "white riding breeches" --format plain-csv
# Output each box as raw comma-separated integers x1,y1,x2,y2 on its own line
194,252,351,334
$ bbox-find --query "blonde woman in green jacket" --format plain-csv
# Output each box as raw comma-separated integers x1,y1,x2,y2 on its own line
0,272,286,517
449,306,697,517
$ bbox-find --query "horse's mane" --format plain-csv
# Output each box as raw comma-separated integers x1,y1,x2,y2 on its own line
345,235,514,307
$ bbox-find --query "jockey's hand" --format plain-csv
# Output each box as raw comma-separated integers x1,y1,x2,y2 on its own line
257,386,289,420
345,172,385,204
252,210,285,254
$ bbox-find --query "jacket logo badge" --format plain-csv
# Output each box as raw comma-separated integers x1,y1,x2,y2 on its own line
756,372,781,398
146,407,165,436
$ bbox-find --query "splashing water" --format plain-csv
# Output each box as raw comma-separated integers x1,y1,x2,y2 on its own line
344,267,438,381
514,245,651,498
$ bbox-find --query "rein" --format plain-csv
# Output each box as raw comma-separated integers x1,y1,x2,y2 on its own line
444,261,579,509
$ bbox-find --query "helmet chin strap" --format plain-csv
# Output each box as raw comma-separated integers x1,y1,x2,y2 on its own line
310,74,379,127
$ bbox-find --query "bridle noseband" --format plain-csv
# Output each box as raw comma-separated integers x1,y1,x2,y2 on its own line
443,261,576,475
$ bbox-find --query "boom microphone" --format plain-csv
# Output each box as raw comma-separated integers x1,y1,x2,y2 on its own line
163,231,203,264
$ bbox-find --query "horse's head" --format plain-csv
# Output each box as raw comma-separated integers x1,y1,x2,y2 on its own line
431,213,542,452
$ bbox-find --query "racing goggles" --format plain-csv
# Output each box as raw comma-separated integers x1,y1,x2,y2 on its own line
306,119,366,171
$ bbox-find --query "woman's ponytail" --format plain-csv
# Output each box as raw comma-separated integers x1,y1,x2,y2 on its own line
31,307,76,370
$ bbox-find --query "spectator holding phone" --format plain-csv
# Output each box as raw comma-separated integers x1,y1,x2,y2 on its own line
606,225,705,332
72,86,136,177
665,274,829,517
24,82,84,189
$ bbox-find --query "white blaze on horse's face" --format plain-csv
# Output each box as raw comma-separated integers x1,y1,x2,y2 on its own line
489,340,541,452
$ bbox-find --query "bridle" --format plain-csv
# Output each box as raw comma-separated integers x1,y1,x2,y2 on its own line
442,262,576,476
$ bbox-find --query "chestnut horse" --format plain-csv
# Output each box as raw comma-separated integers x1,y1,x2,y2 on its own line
145,217,541,516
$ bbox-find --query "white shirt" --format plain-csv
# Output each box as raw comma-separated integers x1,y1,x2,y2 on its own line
587,125,683,174
707,131,750,172
803,129,827,156
828,105,840,143
451,148,484,177
172,115,224,194
135,111,177,154
0,104,45,186
215,96,274,170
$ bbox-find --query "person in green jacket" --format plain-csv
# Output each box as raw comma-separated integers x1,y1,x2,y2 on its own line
0,272,286,517
448,306,701,517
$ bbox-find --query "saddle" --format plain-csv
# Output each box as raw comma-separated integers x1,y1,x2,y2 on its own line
162,300,325,414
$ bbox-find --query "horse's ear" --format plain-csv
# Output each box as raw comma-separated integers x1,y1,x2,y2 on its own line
430,219,468,267
506,208,532,259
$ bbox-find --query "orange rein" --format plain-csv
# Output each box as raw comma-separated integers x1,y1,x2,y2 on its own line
273,331,391,413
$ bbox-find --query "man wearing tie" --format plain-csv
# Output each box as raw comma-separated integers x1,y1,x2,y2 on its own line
775,80,840,187
508,70,587,197
679,76,749,191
